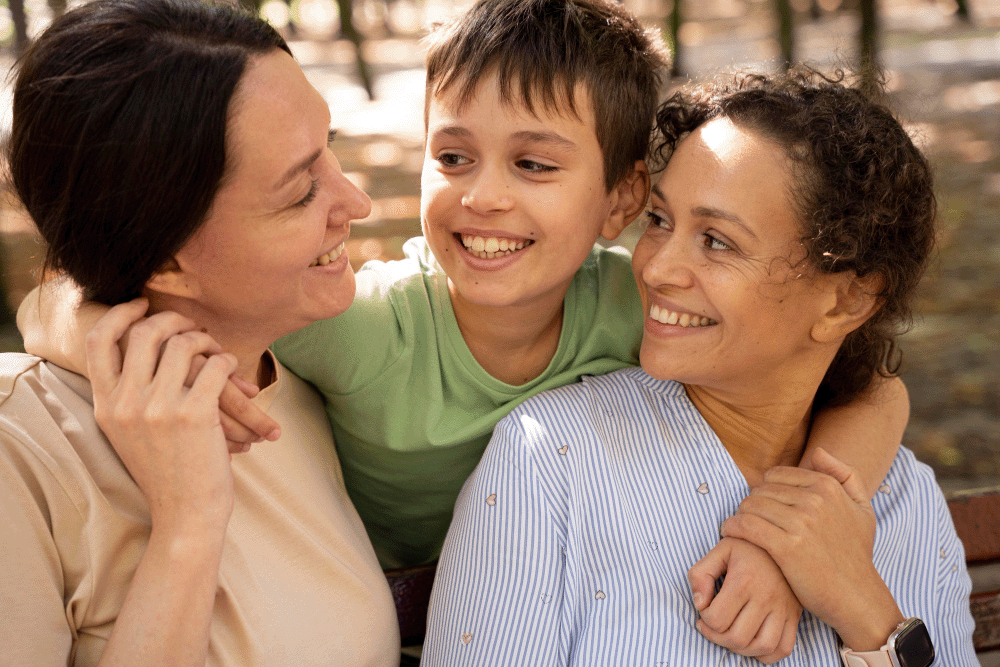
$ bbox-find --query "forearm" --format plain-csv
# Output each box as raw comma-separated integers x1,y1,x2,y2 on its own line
97,526,226,667
805,376,909,498
17,279,105,374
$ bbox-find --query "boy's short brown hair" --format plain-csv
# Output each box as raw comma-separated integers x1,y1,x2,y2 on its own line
423,0,668,192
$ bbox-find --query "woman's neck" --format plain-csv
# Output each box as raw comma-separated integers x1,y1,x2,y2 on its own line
145,295,275,389
684,384,813,488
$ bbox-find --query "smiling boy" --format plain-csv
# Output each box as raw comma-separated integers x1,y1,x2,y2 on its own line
18,0,910,654
271,0,668,570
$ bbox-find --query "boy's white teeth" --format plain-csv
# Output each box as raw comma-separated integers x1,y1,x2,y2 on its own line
650,304,716,327
460,234,532,259
310,242,345,267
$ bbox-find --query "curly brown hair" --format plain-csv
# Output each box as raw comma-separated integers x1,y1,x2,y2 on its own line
652,67,936,408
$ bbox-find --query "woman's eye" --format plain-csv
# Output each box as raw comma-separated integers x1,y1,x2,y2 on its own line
705,234,732,251
295,179,319,207
516,159,557,174
437,153,470,168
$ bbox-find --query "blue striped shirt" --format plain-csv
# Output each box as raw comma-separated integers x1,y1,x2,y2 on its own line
423,367,977,666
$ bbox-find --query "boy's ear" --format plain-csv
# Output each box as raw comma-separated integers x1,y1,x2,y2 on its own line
600,160,650,241
810,272,883,344
144,256,202,300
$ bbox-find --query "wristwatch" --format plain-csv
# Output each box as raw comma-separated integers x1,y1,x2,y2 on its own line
839,618,935,667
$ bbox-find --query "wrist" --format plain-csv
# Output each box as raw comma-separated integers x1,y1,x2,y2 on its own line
840,618,935,667
828,572,904,650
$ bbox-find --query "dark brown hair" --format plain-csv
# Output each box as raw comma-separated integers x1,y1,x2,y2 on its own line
423,0,668,191
8,0,290,305
653,67,936,407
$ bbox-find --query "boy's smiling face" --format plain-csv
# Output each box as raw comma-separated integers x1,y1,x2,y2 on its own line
421,73,640,315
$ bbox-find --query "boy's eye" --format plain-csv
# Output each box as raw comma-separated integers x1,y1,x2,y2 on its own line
436,152,470,168
646,210,671,230
295,178,319,207
516,159,557,174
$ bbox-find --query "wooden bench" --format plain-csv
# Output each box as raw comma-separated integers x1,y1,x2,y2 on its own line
948,486,1000,664
384,486,1000,659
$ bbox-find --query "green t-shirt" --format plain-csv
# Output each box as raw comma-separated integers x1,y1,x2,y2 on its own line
272,237,642,567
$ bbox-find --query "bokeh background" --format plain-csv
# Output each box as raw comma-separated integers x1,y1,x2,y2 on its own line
0,0,997,493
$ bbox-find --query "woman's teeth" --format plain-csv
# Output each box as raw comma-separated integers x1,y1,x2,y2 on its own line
460,234,533,259
310,242,345,267
650,304,716,327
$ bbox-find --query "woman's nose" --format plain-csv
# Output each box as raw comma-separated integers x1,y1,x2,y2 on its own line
461,162,513,215
641,235,696,290
339,173,372,221
327,152,372,221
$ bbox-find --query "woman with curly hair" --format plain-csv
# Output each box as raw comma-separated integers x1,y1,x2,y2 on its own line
423,68,977,666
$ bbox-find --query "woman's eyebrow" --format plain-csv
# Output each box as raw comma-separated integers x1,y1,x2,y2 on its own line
691,205,759,241
653,184,759,241
275,147,323,191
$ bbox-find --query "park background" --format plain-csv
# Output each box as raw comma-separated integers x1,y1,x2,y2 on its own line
0,0,997,496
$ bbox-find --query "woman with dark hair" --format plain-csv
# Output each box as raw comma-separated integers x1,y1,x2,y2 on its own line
423,69,977,666
0,0,398,663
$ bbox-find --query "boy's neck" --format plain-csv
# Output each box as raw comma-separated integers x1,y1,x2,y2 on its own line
447,277,567,386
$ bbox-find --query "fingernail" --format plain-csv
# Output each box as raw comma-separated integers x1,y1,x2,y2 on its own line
265,428,281,441
693,592,704,608
241,442,252,453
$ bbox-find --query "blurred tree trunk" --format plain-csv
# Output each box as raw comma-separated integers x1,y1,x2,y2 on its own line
809,0,822,21
955,0,971,22
47,0,66,19
336,0,375,100
665,0,681,78
776,0,794,69
0,244,17,332
10,0,29,54
858,0,879,94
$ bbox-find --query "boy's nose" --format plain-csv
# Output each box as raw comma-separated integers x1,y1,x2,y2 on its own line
461,164,514,215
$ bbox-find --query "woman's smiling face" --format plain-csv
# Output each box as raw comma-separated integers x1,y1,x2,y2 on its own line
167,49,371,344
633,117,839,395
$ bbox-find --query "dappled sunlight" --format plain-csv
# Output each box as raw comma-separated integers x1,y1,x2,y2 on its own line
943,80,1000,112
0,0,997,487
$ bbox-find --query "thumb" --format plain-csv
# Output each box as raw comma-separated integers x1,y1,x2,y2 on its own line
810,447,868,505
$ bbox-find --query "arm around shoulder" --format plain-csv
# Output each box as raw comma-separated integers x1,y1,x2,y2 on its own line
804,375,909,498
17,279,104,374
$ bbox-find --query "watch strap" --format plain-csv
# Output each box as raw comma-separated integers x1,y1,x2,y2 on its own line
839,645,896,667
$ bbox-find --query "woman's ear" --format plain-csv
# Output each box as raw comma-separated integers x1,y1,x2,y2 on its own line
811,272,883,343
601,160,650,241
144,256,202,300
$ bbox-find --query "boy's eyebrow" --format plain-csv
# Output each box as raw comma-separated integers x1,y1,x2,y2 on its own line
651,184,759,241
511,130,579,152
429,126,578,152
431,125,474,140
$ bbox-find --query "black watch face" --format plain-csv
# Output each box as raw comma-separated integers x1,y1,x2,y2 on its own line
893,619,935,667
